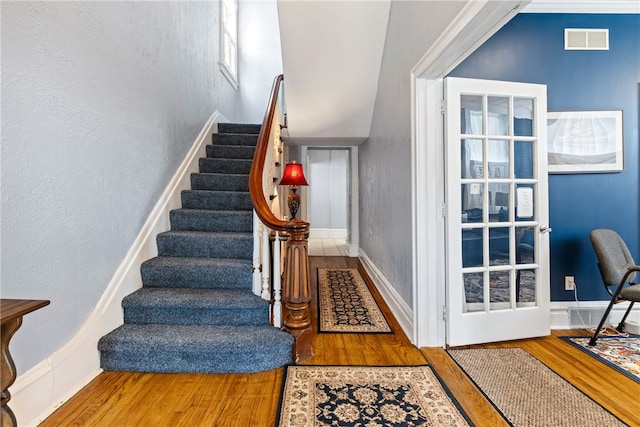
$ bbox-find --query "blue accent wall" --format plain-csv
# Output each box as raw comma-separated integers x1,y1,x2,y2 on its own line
449,14,640,301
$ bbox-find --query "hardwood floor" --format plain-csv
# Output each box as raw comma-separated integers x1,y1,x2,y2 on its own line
41,256,640,426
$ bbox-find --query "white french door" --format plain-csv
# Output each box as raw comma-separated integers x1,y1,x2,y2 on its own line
445,77,550,346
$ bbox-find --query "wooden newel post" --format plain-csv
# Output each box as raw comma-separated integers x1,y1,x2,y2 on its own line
281,219,313,363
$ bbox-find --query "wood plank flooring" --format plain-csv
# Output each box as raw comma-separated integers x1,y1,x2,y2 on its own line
41,256,640,426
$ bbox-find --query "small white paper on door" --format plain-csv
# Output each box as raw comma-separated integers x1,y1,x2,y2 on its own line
516,187,534,218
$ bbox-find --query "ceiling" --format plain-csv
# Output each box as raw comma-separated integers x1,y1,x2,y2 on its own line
277,0,391,146
276,0,639,147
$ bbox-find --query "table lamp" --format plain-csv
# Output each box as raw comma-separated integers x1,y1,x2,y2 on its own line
279,161,308,220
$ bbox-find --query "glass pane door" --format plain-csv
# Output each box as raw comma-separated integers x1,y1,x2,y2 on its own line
446,77,550,346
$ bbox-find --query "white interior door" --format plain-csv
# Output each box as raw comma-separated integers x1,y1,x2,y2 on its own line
445,77,550,346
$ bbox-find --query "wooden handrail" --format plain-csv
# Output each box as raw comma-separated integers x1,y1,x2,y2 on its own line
249,74,313,363
249,74,308,233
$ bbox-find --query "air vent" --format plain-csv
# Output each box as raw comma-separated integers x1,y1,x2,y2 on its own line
569,307,607,327
565,28,609,50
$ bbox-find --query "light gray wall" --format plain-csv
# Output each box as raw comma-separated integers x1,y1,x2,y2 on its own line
237,0,283,123
308,149,348,231
360,1,467,305
1,1,237,373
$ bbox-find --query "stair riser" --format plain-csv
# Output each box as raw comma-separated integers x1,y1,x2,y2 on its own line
156,234,252,259
140,262,252,289
217,123,261,135
100,349,289,374
190,173,249,192
207,145,255,160
199,158,252,175
170,210,252,233
211,133,258,146
124,307,268,326
181,191,252,211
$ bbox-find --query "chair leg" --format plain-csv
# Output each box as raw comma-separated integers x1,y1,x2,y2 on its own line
616,301,635,332
589,297,618,346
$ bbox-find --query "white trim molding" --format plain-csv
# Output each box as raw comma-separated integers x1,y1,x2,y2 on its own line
523,0,640,14
359,250,413,340
348,147,360,258
11,111,226,427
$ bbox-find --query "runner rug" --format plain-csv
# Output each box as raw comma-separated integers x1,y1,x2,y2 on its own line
276,365,471,426
560,334,640,383
317,268,392,333
447,348,625,426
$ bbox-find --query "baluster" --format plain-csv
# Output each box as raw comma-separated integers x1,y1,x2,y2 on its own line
261,224,270,300
272,231,282,327
252,211,261,296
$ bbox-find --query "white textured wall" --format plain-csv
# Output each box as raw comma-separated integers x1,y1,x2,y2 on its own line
360,1,467,305
1,1,237,373
237,0,283,123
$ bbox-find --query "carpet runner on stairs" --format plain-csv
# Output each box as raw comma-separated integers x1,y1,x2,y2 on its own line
98,123,293,373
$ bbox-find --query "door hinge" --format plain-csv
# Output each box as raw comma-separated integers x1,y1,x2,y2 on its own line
441,203,447,217
442,306,447,321
440,99,447,114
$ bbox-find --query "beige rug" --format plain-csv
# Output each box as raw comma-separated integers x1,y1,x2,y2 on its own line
448,348,625,426
276,365,470,426
317,268,391,333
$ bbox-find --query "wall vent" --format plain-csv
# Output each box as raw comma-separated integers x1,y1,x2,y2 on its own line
565,28,609,50
569,307,607,328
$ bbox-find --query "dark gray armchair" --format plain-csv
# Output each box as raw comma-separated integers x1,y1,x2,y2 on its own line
589,229,640,346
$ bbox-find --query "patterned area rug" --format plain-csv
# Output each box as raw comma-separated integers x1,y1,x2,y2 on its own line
276,365,471,426
448,348,625,426
560,335,640,384
317,268,391,333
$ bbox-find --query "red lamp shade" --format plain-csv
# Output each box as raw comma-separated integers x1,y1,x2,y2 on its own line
279,162,308,186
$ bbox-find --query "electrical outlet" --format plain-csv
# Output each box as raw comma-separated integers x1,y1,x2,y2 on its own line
565,276,575,291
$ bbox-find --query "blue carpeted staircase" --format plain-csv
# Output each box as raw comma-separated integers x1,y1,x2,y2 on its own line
98,123,293,373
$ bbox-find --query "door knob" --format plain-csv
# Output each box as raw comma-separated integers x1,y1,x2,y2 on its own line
540,226,552,233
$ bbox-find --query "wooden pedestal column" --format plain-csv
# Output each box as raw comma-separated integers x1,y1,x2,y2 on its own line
281,220,313,363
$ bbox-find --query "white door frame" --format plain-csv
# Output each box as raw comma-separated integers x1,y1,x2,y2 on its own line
410,1,528,347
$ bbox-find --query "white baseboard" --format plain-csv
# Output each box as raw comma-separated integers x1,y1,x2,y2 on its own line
358,249,413,340
550,300,639,330
309,228,347,238
11,111,225,427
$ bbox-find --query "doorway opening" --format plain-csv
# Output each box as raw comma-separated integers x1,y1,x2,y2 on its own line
303,147,359,257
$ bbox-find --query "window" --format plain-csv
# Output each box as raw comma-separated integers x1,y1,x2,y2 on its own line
220,0,238,88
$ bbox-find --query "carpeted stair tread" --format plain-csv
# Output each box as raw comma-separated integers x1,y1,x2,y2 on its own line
181,190,252,211
141,256,251,289
218,123,261,135
170,209,252,232
123,288,268,326
206,144,255,159
190,173,249,192
199,158,252,174
98,122,292,375
98,324,293,373
156,231,252,259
